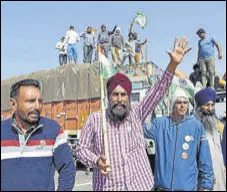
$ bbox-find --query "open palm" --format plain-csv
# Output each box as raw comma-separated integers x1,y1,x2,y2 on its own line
167,37,192,66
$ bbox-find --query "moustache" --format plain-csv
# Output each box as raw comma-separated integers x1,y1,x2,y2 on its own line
28,110,40,116
202,110,215,116
112,103,126,109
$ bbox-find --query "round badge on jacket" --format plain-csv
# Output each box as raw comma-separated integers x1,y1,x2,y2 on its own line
181,152,188,160
182,143,189,150
184,135,191,142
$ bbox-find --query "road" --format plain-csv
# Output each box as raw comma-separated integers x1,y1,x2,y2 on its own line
215,100,226,118
55,166,92,191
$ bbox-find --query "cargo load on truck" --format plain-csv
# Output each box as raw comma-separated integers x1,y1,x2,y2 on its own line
1,61,162,137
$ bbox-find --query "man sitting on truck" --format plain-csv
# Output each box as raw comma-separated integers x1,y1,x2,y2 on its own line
189,63,201,86
76,36,192,191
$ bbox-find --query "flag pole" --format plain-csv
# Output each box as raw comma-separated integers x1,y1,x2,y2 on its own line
146,43,148,63
99,45,111,172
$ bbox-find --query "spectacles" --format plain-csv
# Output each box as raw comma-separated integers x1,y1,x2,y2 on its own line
175,101,189,105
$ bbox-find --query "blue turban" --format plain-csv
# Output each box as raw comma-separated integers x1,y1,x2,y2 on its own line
195,88,216,107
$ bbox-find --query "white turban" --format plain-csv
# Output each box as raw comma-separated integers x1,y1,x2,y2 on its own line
170,87,189,113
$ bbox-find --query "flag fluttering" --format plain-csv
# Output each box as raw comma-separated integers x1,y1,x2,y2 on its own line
133,12,147,29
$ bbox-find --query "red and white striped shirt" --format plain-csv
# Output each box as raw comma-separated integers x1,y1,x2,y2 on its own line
76,70,174,191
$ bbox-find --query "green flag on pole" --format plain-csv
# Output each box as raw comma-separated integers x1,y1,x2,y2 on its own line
133,12,147,29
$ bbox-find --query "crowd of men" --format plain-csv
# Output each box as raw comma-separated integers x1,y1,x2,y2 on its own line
55,24,148,67
57,25,225,92
2,33,226,191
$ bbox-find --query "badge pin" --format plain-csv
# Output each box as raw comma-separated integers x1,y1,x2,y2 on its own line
182,143,189,150
184,135,191,142
181,152,188,160
40,140,46,146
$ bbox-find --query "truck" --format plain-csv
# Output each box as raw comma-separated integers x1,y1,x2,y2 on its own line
1,61,168,170
1,61,161,139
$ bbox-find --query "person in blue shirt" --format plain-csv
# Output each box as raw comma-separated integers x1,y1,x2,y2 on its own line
143,88,213,191
196,28,222,89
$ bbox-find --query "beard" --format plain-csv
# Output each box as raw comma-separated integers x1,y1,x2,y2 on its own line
194,107,218,135
17,109,40,127
108,102,130,124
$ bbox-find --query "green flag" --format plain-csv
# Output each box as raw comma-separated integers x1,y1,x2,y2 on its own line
133,12,147,29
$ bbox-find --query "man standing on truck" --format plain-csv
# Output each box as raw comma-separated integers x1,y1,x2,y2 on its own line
80,26,96,64
65,25,80,64
196,28,222,90
1,79,76,191
76,36,192,191
110,26,124,67
56,36,68,66
122,32,147,66
143,88,214,191
96,24,117,59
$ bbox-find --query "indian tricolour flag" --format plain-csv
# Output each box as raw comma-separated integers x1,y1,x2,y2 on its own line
169,69,195,105
98,45,117,79
133,12,147,29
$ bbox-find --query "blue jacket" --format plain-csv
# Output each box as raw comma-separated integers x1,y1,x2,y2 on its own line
143,115,213,191
1,117,76,191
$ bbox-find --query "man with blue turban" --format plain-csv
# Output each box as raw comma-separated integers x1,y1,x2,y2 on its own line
194,88,226,191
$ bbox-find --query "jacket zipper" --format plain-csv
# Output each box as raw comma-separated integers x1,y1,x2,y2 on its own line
20,125,43,153
170,123,179,190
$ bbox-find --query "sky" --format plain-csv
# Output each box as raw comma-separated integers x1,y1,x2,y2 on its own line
1,1,226,80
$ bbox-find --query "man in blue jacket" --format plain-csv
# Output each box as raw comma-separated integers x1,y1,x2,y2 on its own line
143,88,213,191
1,79,76,191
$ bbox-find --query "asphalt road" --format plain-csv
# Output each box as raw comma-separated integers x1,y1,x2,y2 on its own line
55,166,92,191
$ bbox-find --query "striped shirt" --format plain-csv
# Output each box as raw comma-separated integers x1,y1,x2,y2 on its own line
76,70,174,191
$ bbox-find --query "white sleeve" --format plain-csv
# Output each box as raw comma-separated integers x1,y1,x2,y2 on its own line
77,33,80,41
56,42,61,49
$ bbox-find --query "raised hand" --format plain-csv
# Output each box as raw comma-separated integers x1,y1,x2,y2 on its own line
167,36,192,66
